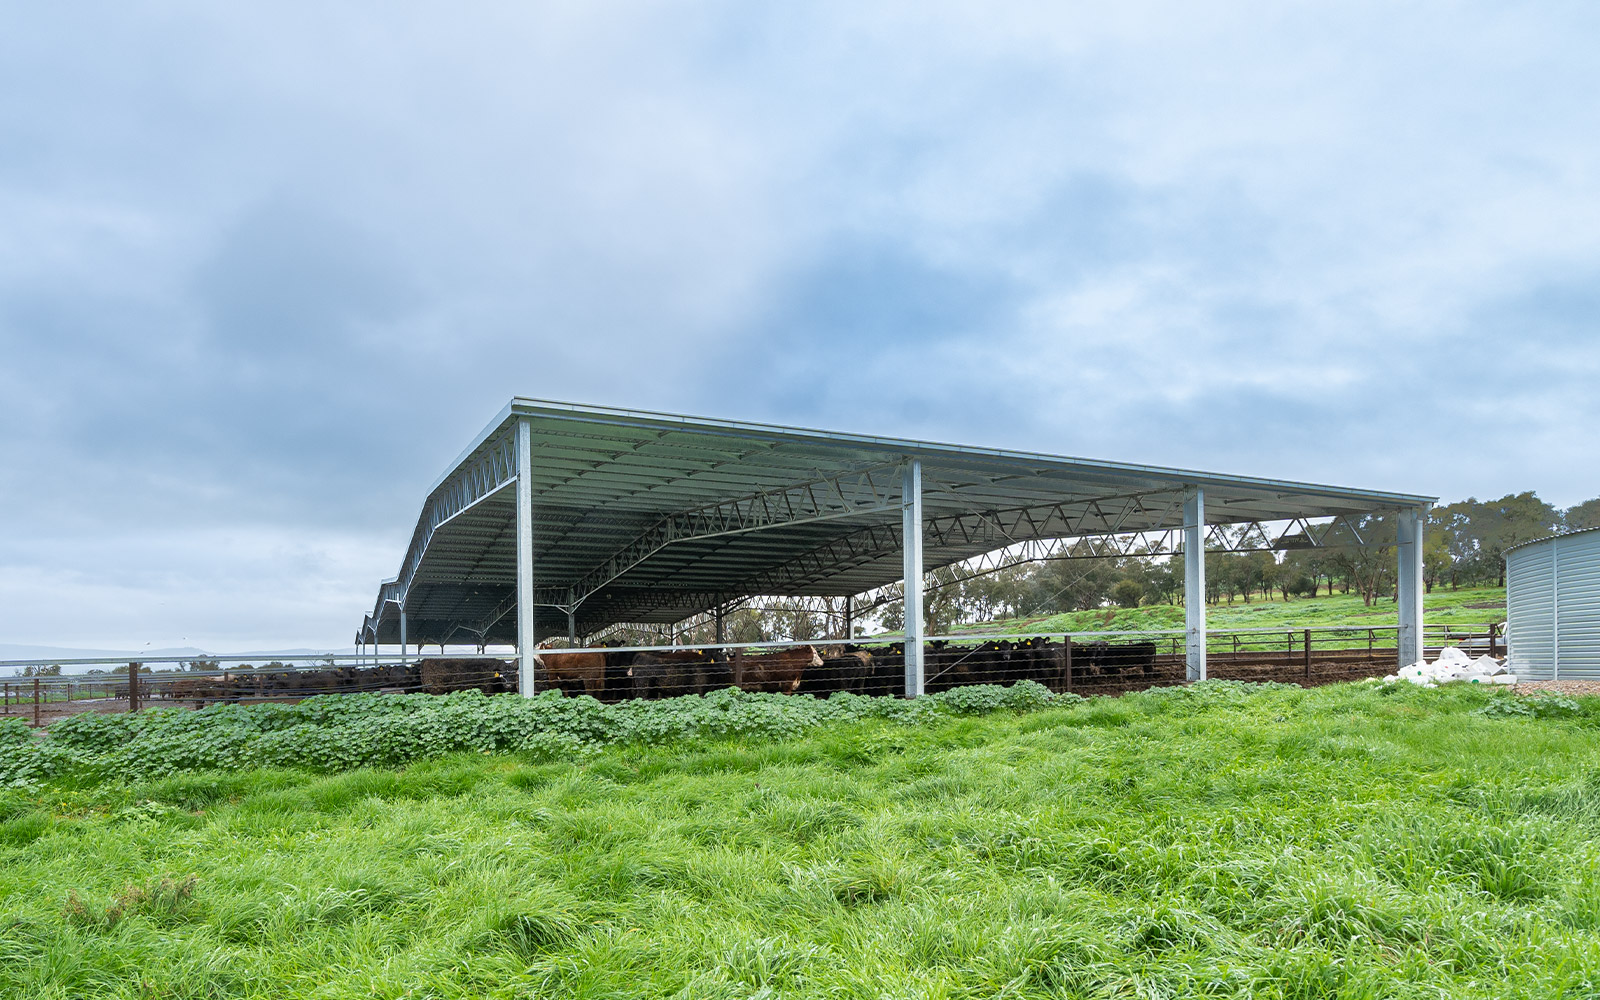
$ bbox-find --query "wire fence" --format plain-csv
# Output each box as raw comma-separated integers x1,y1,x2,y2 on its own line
0,622,1503,726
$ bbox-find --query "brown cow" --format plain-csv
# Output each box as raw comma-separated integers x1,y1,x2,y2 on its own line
731,645,823,694
535,649,607,697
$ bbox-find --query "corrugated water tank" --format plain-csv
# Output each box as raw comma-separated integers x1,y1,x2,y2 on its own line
1505,527,1600,680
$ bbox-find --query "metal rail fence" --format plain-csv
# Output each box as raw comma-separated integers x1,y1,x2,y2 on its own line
0,622,1503,726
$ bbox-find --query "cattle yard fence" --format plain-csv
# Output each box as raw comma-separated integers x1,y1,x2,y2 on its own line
0,621,1503,726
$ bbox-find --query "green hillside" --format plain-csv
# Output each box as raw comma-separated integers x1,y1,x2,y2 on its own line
957,585,1506,638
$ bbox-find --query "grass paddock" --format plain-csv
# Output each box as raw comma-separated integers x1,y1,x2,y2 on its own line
3,679,1599,999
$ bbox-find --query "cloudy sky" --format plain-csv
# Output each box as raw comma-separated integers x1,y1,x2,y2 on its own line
2,2,1597,652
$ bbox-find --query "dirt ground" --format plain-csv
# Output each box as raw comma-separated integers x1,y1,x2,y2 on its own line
1,696,141,728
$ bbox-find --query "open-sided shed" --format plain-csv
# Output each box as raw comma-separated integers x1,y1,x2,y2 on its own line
360,399,1434,695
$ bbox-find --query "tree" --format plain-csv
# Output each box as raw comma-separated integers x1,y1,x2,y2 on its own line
1138,560,1179,605
924,567,969,634
1282,547,1334,597
20,663,62,677
1323,513,1395,606
1111,578,1143,608
1478,492,1562,586
1567,497,1600,531
1238,551,1277,603
1422,533,1452,593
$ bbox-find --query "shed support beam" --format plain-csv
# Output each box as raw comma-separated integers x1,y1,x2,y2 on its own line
399,610,408,666
1184,489,1206,682
903,459,925,697
1397,506,1426,667
516,416,539,696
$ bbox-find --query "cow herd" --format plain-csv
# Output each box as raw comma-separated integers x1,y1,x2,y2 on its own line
531,636,1160,702
156,638,1161,706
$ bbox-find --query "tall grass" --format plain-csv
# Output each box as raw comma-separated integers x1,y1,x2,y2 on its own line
3,680,1599,998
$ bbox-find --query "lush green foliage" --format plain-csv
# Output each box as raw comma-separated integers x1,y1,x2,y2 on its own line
5,680,1600,998
0,682,1060,787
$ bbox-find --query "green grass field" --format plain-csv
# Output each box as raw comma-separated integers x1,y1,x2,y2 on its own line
957,585,1506,640
4,678,1600,999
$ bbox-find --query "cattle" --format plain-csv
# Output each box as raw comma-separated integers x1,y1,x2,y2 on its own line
797,649,873,696
1007,637,1066,686
1068,640,1158,680
535,650,607,697
731,645,823,694
578,639,636,700
165,674,233,707
628,649,730,699
420,658,513,695
1098,641,1158,677
923,642,973,692
856,643,906,697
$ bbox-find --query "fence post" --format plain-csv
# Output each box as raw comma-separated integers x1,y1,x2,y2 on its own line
128,662,141,713
1061,636,1073,692
1303,629,1312,680
33,678,41,727
1488,622,1499,658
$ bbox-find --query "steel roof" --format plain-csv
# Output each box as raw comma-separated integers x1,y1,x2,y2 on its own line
361,398,1435,645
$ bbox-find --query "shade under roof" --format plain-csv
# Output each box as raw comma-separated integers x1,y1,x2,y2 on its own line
361,399,1434,645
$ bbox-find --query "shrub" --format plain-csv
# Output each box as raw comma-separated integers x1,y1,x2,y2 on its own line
0,683,1071,786
1477,695,1585,720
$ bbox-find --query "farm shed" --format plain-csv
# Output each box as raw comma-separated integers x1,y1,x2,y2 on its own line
359,399,1435,696
1505,527,1600,680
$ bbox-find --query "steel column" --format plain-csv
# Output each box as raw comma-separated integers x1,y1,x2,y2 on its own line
517,416,538,695
1397,506,1426,667
1183,488,1206,681
399,610,408,665
903,459,925,697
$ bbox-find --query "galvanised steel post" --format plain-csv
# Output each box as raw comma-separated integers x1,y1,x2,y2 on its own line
516,416,538,695
1183,488,1206,682
399,610,408,667
1397,506,1426,667
902,459,925,697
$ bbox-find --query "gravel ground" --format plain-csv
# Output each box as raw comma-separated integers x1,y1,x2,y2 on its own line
1516,680,1600,697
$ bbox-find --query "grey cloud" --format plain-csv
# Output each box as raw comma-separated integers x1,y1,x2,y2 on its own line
3,4,1600,648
